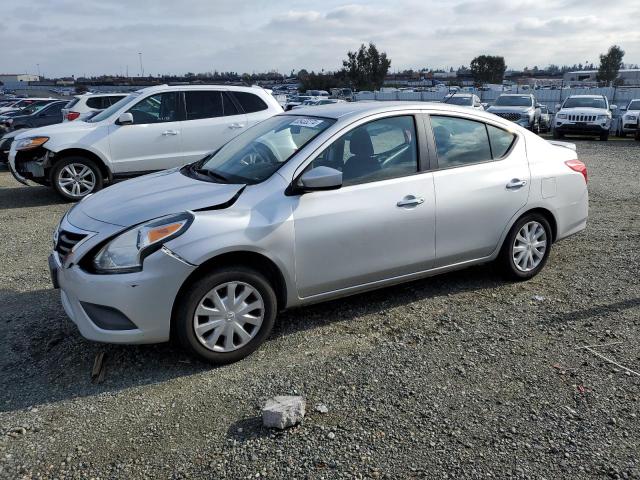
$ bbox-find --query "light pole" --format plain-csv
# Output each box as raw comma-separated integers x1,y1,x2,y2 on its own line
36,63,41,78
138,52,144,78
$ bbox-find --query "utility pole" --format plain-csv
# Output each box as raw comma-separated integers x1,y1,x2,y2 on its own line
36,63,41,78
138,52,144,78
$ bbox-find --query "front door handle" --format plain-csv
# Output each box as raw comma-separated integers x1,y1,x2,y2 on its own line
397,195,425,208
162,130,179,136
229,123,245,129
506,179,527,189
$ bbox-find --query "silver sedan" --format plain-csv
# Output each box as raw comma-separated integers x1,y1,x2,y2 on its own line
50,102,589,363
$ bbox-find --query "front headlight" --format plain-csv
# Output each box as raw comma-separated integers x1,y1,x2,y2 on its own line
15,136,49,151
93,212,193,273
596,115,609,120
626,115,637,121
557,114,567,119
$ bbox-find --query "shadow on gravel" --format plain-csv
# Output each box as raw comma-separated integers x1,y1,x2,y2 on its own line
0,184,67,210
550,297,640,323
227,416,273,441
0,264,507,413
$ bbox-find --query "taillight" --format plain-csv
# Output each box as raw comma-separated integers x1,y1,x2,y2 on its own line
565,159,587,183
66,111,80,121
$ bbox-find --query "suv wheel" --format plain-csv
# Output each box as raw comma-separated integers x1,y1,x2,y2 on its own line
599,132,609,141
175,266,277,364
51,157,103,201
552,129,563,139
498,214,552,281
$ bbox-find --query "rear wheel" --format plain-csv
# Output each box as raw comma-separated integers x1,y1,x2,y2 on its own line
499,214,552,281
175,266,277,364
51,156,103,201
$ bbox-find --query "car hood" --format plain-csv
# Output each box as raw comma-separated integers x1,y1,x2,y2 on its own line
558,107,607,115
14,119,98,140
487,106,532,113
69,169,245,228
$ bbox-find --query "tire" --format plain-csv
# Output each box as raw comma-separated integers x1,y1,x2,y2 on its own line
599,132,609,141
51,156,103,201
532,119,540,134
552,129,563,139
174,266,278,364
498,213,552,281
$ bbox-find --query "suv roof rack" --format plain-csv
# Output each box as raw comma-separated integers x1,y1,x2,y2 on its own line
164,81,251,87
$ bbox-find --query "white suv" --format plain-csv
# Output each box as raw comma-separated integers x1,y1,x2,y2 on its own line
9,85,283,200
62,93,129,122
553,95,616,141
619,99,640,137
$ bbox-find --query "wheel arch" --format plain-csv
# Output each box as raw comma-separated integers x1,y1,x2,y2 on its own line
509,207,558,244
52,148,112,182
170,250,288,339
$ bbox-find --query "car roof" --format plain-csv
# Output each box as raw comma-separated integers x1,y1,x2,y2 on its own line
498,93,533,96
281,101,499,122
567,94,605,98
76,93,128,98
137,84,267,95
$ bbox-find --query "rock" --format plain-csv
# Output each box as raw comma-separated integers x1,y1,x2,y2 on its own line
532,295,545,302
327,432,336,439
314,404,329,414
262,396,306,429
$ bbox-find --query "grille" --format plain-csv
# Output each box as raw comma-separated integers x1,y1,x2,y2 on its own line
495,112,520,121
55,230,87,257
568,114,596,122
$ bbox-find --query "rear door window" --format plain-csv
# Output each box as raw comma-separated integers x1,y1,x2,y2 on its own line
232,91,268,113
222,92,241,116
184,91,224,120
431,116,492,167
487,124,516,158
86,97,103,109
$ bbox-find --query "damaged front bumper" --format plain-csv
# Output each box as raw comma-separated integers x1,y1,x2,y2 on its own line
8,146,53,186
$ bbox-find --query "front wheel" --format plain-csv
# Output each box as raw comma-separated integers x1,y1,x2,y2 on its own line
174,266,277,364
498,214,552,281
552,129,563,139
600,132,609,141
51,157,103,201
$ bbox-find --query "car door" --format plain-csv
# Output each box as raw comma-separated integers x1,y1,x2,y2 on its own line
292,114,436,298
428,114,530,266
179,90,248,164
107,91,184,173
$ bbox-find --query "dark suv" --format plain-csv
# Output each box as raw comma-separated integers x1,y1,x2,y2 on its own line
2,100,66,131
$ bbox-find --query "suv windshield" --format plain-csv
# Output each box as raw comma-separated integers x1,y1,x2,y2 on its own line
627,100,640,110
88,93,140,122
563,97,606,109
190,115,335,184
494,96,533,107
445,96,472,106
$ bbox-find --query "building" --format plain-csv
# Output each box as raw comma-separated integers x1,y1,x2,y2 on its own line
562,69,640,86
0,74,41,91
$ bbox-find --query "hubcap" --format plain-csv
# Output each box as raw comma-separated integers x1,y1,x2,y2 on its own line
512,221,547,272
193,281,265,352
58,163,96,197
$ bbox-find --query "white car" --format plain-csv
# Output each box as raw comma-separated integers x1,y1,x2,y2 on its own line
9,85,283,200
0,98,57,115
619,99,640,137
442,93,484,110
62,93,129,122
553,95,616,141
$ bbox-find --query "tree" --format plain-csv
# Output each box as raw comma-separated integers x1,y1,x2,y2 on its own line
597,45,625,86
342,43,391,91
470,55,506,85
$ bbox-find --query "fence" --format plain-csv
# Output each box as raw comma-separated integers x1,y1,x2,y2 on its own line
354,86,640,110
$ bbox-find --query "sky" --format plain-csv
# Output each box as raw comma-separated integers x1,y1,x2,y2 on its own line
2,0,639,78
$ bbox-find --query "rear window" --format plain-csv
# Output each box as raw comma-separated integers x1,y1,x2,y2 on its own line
233,91,268,113
65,97,80,109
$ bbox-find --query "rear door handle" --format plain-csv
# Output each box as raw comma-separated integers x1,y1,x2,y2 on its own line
229,123,245,129
506,179,527,189
397,195,425,208
162,130,179,136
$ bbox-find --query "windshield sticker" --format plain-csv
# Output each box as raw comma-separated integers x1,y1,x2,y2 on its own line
290,118,324,128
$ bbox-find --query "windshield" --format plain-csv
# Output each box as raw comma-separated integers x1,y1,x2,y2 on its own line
494,96,533,107
193,115,335,184
88,93,140,122
627,100,640,111
445,96,472,106
563,97,606,109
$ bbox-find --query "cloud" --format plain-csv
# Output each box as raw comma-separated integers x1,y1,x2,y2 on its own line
1,0,638,77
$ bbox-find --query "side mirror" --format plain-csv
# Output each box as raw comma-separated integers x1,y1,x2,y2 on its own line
610,105,618,111
297,166,342,192
620,106,627,111
535,103,542,108
481,102,488,109
117,112,134,125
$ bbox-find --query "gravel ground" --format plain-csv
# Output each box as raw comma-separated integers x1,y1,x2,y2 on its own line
0,140,639,479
